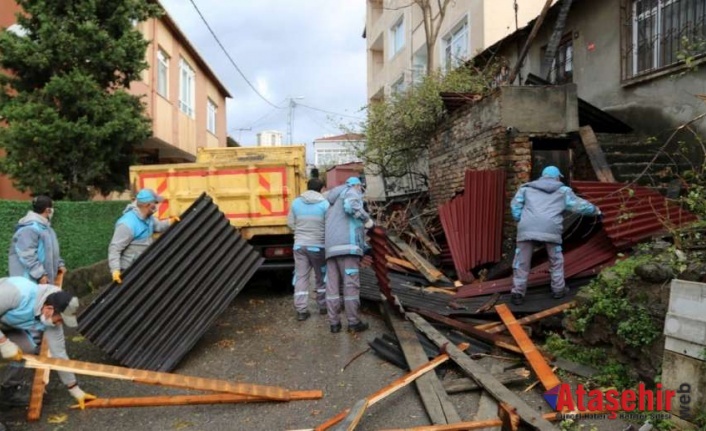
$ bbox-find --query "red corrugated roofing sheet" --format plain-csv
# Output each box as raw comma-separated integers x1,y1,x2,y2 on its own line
572,181,699,249
455,230,617,298
439,170,506,283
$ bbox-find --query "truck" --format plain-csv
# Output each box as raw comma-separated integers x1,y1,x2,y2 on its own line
129,146,307,273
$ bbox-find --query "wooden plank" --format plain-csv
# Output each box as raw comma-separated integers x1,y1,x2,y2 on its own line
72,390,323,409
508,0,554,84
313,342,467,431
579,126,616,183
331,398,368,431
474,293,501,314
495,304,560,391
412,308,522,354
23,355,290,400
473,362,503,431
406,313,556,431
498,403,520,431
386,256,418,272
480,302,576,334
408,217,441,256
388,235,450,284
443,368,531,394
382,301,461,425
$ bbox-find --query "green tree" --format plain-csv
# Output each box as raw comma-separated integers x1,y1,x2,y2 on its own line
0,0,162,200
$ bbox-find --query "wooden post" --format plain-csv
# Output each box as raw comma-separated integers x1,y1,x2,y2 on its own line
507,0,554,84
579,126,616,183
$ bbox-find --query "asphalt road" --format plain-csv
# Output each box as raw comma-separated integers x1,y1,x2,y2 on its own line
1,274,633,431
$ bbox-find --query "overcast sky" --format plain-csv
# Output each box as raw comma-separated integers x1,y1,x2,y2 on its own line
159,0,367,161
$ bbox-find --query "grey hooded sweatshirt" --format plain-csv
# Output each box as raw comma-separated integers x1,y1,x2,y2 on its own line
8,211,64,284
511,177,598,244
324,184,371,259
108,203,170,272
287,190,330,247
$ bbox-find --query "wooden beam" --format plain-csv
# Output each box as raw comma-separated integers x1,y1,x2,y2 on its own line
382,301,461,425
72,390,323,409
406,313,556,431
23,355,290,400
314,342,469,431
386,256,418,272
388,235,450,284
579,126,616,183
508,0,554,84
498,403,520,431
331,399,368,431
478,302,576,334
473,362,504,431
495,304,561,391
412,308,522,354
442,368,530,394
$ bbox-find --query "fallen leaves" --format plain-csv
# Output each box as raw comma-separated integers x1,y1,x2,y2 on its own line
47,414,68,424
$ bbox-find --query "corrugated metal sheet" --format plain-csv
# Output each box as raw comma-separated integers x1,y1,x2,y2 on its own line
572,181,699,249
78,194,264,372
455,230,616,298
369,227,393,304
439,170,506,283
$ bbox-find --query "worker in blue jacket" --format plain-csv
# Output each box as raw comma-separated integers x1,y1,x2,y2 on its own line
108,188,177,284
509,166,601,305
8,196,66,285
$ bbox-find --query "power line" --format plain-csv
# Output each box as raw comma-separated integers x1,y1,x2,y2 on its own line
297,103,365,120
187,0,283,109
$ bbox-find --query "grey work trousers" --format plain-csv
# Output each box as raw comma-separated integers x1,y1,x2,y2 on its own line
325,255,362,326
1,328,39,389
511,240,565,296
292,246,326,312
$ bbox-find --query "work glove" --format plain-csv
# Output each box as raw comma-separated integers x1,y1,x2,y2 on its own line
0,339,23,361
58,266,67,275
364,219,374,229
69,386,97,410
169,216,180,225
596,209,604,222
38,275,48,284
112,270,122,284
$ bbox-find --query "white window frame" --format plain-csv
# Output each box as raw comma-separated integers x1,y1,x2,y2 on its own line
157,48,169,99
179,58,195,118
206,99,217,134
442,16,469,71
389,17,405,59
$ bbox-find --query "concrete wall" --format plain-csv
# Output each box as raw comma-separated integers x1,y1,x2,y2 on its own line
494,0,706,138
500,84,579,134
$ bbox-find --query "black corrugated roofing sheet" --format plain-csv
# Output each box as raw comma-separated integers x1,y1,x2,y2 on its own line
78,193,264,372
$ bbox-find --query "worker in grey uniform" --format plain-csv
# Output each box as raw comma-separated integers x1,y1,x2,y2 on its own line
324,177,374,334
287,178,330,321
0,277,96,410
509,166,601,305
8,195,66,285
108,188,177,284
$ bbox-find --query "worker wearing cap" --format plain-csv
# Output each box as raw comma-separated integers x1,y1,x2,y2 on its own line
287,177,331,321
8,195,66,285
108,188,178,284
0,277,96,409
324,177,374,334
509,166,602,305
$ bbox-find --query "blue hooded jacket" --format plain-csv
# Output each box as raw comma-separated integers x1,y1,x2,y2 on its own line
8,211,64,284
324,184,371,259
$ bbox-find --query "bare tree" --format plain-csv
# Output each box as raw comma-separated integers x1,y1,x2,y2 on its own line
413,0,454,74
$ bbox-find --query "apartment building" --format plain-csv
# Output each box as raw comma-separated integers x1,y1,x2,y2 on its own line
365,0,551,101
257,130,284,147
312,133,364,167
0,0,230,190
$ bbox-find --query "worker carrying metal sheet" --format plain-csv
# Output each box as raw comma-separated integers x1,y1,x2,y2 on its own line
509,166,602,305
108,188,179,284
8,195,66,286
0,277,96,410
287,177,330,322
324,176,374,334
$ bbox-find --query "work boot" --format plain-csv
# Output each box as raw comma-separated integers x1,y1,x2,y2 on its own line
552,289,567,299
330,323,342,333
348,321,369,333
296,311,311,321
511,293,524,305
0,384,29,408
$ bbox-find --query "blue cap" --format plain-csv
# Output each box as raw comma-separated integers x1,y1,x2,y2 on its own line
541,166,563,179
135,188,164,204
345,177,362,186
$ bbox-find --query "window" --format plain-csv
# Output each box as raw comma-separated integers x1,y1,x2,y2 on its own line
207,99,217,134
390,17,405,58
179,58,195,117
157,49,169,98
391,75,406,95
412,46,428,83
624,0,706,79
442,18,469,70
544,35,574,84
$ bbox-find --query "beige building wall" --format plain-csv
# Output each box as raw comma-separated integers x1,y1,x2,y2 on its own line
366,0,551,101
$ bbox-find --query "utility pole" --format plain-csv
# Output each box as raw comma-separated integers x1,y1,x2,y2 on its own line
286,96,303,145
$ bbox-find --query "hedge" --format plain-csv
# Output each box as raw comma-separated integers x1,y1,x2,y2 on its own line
0,199,130,277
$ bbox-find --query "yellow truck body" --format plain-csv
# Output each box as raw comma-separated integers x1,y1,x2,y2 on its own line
129,146,307,241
